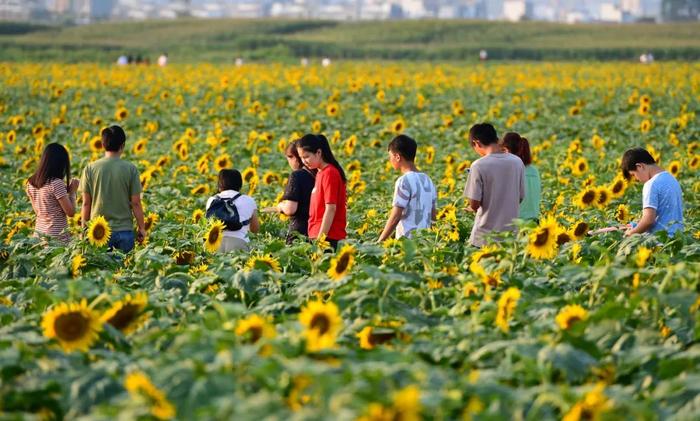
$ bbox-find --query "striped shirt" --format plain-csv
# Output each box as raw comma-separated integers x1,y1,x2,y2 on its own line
26,178,71,242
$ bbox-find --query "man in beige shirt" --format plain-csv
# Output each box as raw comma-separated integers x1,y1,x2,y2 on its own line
463,123,525,247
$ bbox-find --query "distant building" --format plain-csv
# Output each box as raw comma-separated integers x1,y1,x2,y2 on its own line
503,0,532,22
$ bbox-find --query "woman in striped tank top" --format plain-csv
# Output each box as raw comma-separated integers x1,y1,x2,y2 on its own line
26,143,79,243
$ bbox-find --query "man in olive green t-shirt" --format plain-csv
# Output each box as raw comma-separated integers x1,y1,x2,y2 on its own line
81,125,146,252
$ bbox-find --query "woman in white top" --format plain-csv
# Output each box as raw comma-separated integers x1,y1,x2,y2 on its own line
205,169,259,252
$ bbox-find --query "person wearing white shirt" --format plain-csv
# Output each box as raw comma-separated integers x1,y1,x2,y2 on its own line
205,169,260,252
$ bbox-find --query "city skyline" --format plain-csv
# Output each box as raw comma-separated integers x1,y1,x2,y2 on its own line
1,0,697,24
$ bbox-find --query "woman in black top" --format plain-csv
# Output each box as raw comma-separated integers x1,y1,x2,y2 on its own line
266,140,316,243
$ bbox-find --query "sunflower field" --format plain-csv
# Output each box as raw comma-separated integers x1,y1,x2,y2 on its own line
1,61,699,420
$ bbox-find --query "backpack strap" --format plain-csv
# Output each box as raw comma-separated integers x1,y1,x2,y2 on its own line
223,193,250,226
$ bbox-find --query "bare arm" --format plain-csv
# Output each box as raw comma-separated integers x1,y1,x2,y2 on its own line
319,204,337,237
57,195,76,217
81,193,92,228
25,185,39,215
378,206,404,242
626,208,656,236
431,205,437,221
277,200,298,216
131,194,146,242
249,210,260,233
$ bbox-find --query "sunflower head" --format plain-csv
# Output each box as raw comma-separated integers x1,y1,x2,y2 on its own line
41,299,102,352
192,209,205,224
571,221,589,240
235,314,276,344
87,216,111,247
71,254,86,277
527,217,559,260
245,254,281,272
204,220,226,253
555,304,589,330
299,300,342,352
575,187,598,208
327,244,356,281
124,371,176,420
101,292,148,335
356,326,396,350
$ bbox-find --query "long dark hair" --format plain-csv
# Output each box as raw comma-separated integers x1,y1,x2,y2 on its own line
503,132,532,166
28,143,71,189
297,134,346,183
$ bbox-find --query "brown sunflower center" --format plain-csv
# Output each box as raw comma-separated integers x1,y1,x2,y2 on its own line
246,326,263,343
574,222,588,237
557,232,571,246
310,314,330,335
612,181,623,194
335,253,351,274
598,191,608,204
582,191,595,204
208,227,220,243
107,303,140,331
533,228,550,247
55,312,90,341
93,224,105,240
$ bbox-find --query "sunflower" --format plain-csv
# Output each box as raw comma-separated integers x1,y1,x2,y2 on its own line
89,136,103,153
192,209,205,224
570,221,589,240
144,212,158,233
124,371,176,420
667,160,681,177
299,300,342,352
495,287,521,333
204,220,225,253
638,103,650,115
235,314,276,344
608,175,627,198
595,186,612,208
213,154,232,172
556,228,572,246
555,304,588,330
390,117,406,134
262,171,280,185
71,254,86,277
640,119,652,133
41,299,102,352
327,244,356,281
190,184,209,195
689,154,700,171
562,383,610,421
101,292,148,335
132,138,147,156
527,216,559,260
615,204,631,224
173,250,195,265
87,216,111,247
115,107,128,121
241,167,258,184
568,105,581,116
571,157,588,176
574,187,597,209
326,102,339,117
245,254,282,272
356,326,396,350
7,129,16,143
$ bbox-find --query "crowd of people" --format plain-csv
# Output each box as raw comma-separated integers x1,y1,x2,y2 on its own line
25,123,685,255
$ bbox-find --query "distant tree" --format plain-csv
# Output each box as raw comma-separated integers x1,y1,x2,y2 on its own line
662,0,700,21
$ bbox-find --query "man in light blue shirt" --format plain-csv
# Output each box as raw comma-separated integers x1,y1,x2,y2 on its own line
621,148,684,236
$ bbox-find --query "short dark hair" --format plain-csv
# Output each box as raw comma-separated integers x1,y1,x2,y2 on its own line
218,169,242,192
503,132,532,166
388,134,417,161
101,125,126,152
621,148,656,179
469,123,498,146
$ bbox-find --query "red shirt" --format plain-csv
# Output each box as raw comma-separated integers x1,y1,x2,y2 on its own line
308,164,347,240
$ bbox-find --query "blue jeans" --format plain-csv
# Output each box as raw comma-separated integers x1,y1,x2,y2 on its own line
108,230,135,253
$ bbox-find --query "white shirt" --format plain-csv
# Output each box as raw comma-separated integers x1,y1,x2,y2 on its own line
392,171,437,238
206,190,257,242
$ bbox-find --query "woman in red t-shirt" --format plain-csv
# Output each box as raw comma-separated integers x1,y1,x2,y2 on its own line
296,134,347,250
